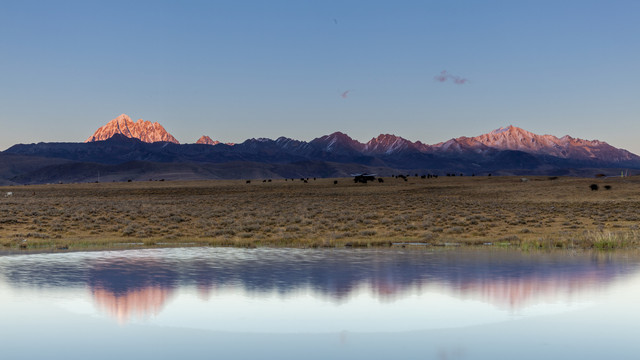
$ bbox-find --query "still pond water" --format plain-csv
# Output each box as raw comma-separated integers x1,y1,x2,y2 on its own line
1,247,640,359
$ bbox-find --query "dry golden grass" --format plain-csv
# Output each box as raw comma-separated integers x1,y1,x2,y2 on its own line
1,175,640,251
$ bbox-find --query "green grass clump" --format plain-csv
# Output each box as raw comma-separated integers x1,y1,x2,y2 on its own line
584,231,639,250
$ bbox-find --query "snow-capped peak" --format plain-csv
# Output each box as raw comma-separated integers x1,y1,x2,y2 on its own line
489,125,514,135
196,135,220,145
86,114,180,144
364,134,413,154
433,125,637,162
310,132,364,152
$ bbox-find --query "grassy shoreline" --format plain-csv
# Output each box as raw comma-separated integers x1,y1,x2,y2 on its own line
1,230,638,253
2,176,640,252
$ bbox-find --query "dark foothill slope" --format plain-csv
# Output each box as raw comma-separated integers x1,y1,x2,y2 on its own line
3,124,640,184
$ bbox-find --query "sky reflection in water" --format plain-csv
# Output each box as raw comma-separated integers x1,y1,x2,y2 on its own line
1,248,640,359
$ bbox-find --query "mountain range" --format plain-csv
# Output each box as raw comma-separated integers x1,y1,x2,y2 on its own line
2,114,639,184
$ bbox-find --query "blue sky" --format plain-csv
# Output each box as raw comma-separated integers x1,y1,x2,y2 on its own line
1,0,639,153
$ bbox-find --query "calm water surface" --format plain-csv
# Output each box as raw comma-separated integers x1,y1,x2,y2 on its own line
1,248,640,359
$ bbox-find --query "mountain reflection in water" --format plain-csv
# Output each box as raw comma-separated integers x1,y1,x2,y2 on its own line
92,286,173,324
0,248,638,323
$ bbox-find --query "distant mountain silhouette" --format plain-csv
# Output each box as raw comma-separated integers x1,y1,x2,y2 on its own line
3,119,640,184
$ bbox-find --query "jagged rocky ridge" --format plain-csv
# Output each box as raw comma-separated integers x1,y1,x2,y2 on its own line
196,136,220,146
86,114,179,144
83,114,639,164
3,117,640,184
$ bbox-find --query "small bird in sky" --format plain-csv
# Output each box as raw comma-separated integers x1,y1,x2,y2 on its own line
333,18,338,25
341,90,350,99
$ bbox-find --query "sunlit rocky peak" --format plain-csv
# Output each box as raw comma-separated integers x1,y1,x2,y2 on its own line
85,114,180,144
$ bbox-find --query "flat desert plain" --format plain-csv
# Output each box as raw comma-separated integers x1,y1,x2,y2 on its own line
1,176,639,251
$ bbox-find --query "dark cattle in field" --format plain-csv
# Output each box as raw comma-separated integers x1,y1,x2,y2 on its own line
604,185,612,190
304,180,308,183
246,180,251,184
333,180,338,185
378,178,384,183
421,175,426,179
263,180,266,182
590,184,599,191
354,174,375,183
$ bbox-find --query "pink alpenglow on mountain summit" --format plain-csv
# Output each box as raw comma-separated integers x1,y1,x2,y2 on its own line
196,135,236,146
196,135,221,145
433,125,636,162
86,114,180,144
82,115,637,164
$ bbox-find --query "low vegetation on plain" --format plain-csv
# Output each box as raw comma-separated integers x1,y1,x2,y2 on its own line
1,175,640,251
